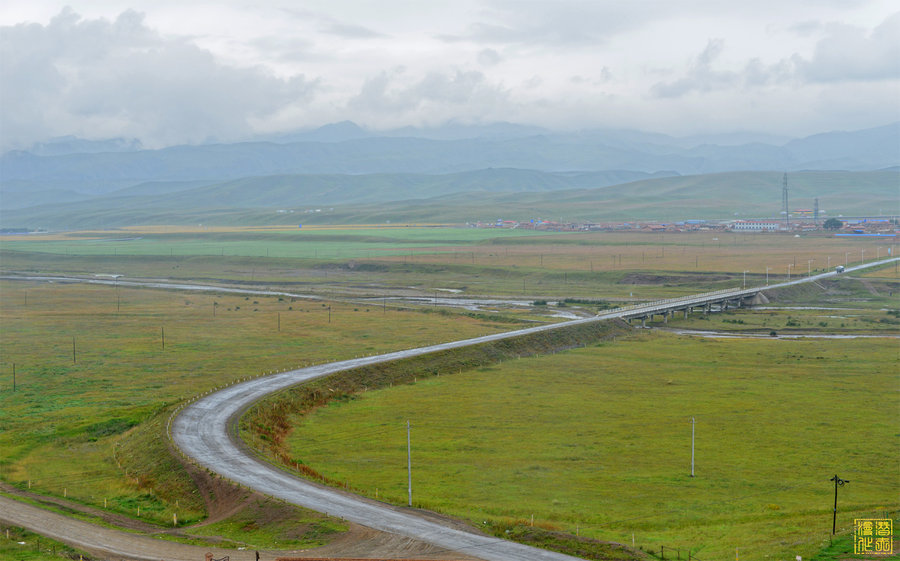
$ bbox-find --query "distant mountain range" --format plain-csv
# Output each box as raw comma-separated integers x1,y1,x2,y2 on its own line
1,122,897,199
1,121,896,228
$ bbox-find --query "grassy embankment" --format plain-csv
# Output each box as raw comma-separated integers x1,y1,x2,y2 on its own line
273,276,898,561
0,277,517,548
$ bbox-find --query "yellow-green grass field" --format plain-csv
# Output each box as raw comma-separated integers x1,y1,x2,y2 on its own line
1,226,897,557
0,279,515,528
285,332,899,561
0,525,90,561
3,227,896,300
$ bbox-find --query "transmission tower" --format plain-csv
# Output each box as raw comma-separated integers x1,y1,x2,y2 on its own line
782,173,789,230
814,197,819,226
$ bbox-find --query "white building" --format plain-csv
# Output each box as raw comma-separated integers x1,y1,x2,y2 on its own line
730,220,782,232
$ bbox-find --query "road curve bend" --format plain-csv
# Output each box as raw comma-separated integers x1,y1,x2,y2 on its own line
171,259,897,561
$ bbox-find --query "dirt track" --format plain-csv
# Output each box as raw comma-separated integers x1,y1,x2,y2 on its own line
0,494,475,561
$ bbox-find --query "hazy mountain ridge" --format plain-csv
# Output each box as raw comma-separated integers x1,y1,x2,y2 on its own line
2,122,896,199
3,169,895,229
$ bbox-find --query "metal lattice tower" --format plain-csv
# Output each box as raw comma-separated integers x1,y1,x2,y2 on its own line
814,197,819,225
782,173,789,229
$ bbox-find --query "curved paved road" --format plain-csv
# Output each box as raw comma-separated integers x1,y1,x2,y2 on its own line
173,258,898,561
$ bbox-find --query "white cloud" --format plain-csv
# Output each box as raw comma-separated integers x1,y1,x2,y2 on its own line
0,8,316,150
347,68,510,127
649,12,899,99
796,12,900,82
477,48,502,66
0,2,897,148
651,39,739,98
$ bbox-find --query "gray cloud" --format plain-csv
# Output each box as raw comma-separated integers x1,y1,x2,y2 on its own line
788,20,824,36
651,39,739,98
651,12,899,100
322,21,385,39
443,0,677,47
278,7,385,39
796,12,900,82
0,8,317,150
348,68,509,123
477,48,502,66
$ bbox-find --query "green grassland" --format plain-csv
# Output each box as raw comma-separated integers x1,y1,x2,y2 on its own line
315,170,899,226
284,331,898,561
4,169,896,227
3,227,896,301
1,226,897,559
0,525,90,561
651,275,900,334
0,279,515,532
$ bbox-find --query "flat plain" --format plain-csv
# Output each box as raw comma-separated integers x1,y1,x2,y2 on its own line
1,225,897,559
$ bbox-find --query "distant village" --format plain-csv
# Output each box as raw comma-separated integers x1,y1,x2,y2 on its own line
469,215,899,236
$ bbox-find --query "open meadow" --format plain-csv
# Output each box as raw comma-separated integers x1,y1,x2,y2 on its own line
0,277,517,548
285,326,899,561
2,226,897,301
0,225,897,559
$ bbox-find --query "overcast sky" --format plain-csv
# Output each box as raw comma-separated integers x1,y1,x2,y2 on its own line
1,1,898,150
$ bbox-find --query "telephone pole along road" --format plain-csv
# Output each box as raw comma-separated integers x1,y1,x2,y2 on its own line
173,258,897,561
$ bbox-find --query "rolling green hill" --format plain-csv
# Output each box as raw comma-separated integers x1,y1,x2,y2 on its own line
2,169,896,229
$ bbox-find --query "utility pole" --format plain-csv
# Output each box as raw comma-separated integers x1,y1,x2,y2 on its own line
407,420,412,507
690,417,695,477
12,363,15,392
830,474,848,534
73,337,76,364
161,327,165,350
